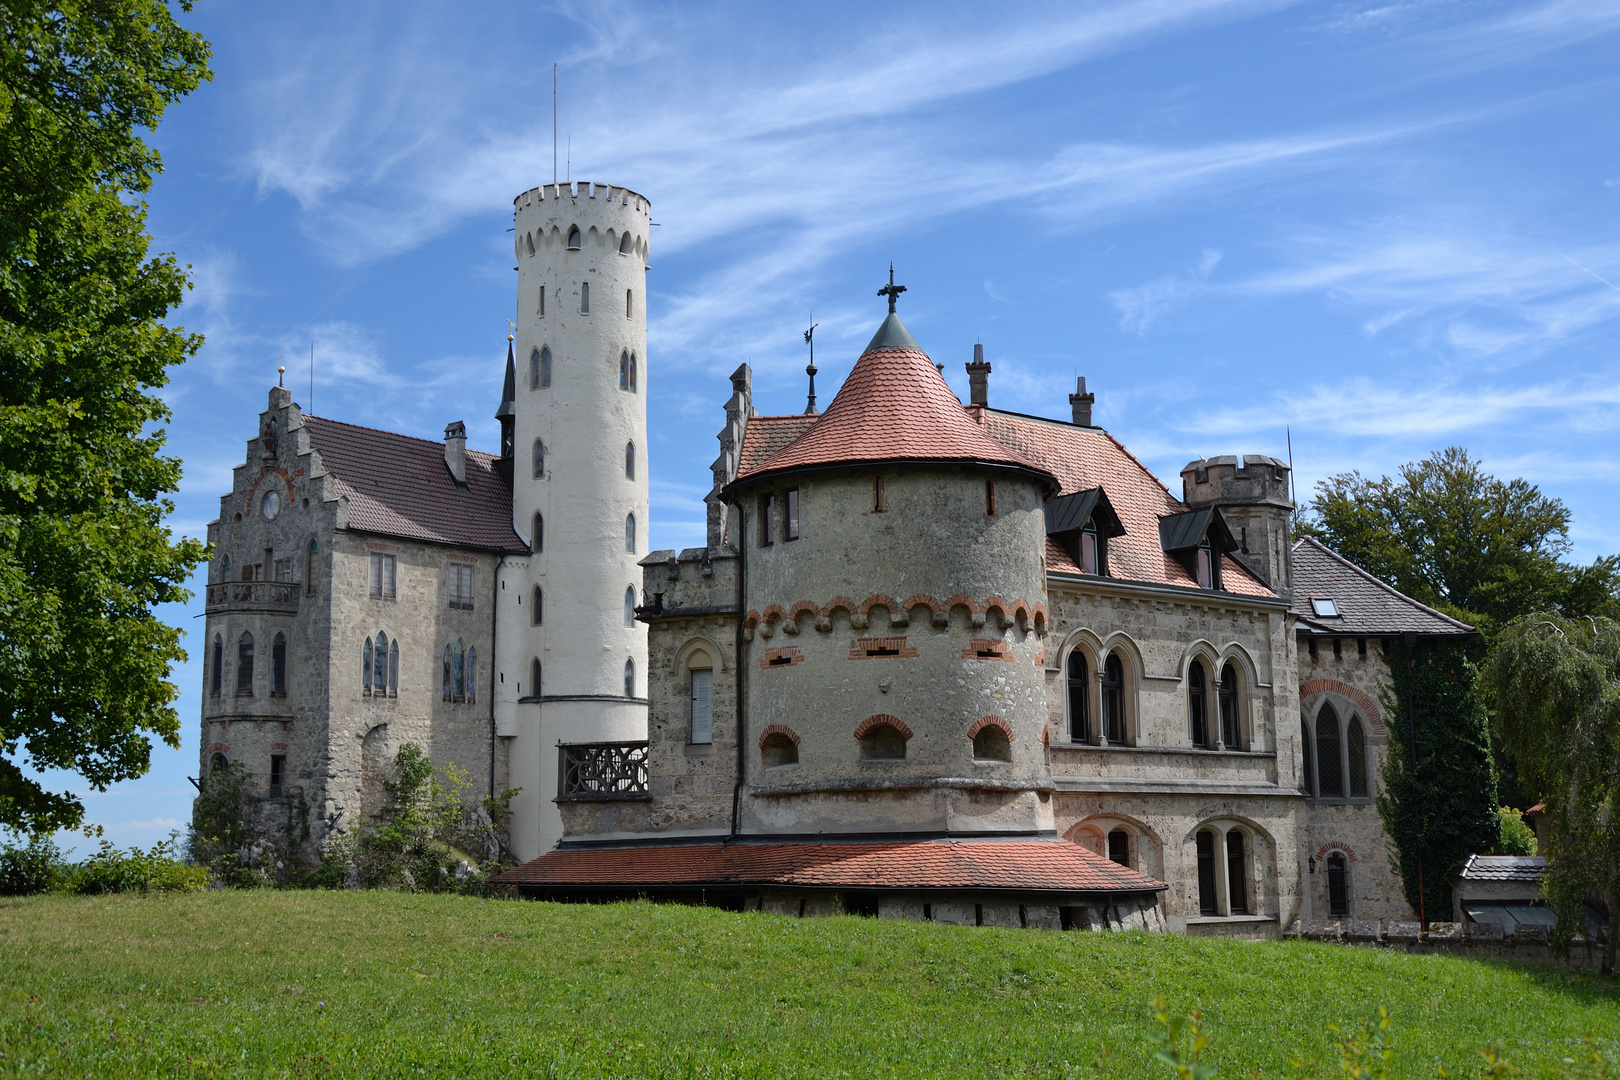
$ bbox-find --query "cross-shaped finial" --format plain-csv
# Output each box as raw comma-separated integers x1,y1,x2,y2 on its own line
877,263,906,314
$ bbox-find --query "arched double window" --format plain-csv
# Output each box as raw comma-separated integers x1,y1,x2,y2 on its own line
619,350,630,390
237,632,255,695
628,352,637,392
271,633,288,696
363,637,373,693
532,512,544,553
1301,713,1316,794
210,634,223,695
1306,703,1370,799
533,439,546,478
1188,661,1209,747
306,539,319,595
1347,716,1368,797
466,646,477,703
624,586,637,626
443,639,474,703
531,346,551,389
531,586,543,626
625,513,636,553
625,441,635,480
374,632,389,694
623,658,635,698
1218,662,1240,747
1316,704,1344,797
1066,651,1090,742
1101,653,1126,744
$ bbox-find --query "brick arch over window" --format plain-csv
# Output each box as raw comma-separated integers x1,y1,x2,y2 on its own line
1314,841,1358,862
1299,678,1385,734
966,715,1014,742
758,724,802,749
853,714,913,741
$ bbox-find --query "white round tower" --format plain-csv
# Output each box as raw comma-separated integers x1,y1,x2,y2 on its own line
497,181,651,860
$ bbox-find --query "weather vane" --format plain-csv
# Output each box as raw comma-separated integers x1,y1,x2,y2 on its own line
803,313,819,415
877,263,906,314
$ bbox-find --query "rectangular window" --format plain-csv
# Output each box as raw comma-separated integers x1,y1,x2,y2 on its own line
985,479,996,516
370,553,396,598
873,475,886,512
449,564,474,609
1081,530,1098,575
538,284,545,317
269,755,285,798
761,493,776,546
1196,545,1212,589
690,669,714,745
273,558,294,583
626,289,633,318
785,488,799,540
580,281,589,313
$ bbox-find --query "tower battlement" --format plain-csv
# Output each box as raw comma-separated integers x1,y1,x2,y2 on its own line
513,183,652,263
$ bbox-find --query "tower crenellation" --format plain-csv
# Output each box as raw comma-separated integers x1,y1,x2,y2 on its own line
1180,453,1293,597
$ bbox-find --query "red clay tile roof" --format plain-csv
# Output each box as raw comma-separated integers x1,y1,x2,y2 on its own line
977,410,1272,598
493,839,1165,893
303,415,526,554
737,415,818,476
735,318,1056,491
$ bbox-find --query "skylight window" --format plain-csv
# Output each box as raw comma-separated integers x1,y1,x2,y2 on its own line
1311,597,1340,618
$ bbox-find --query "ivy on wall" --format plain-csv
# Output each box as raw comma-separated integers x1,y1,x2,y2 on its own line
1377,639,1499,919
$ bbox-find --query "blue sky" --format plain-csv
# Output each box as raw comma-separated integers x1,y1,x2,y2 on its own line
49,0,1620,848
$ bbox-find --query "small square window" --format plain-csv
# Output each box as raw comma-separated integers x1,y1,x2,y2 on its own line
1311,597,1340,618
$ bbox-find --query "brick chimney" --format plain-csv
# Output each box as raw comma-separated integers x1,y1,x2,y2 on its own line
443,421,467,485
965,344,991,406
1070,377,1095,426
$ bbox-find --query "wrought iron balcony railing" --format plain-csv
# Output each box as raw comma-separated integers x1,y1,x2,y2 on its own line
557,741,651,802
205,581,301,613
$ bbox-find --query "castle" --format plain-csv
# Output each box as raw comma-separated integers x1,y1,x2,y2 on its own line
200,180,1472,934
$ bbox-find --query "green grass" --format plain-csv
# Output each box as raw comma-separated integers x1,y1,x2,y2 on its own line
0,892,1614,1079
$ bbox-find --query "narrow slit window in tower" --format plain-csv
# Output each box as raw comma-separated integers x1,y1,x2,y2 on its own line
785,488,799,540
580,281,589,313
985,479,996,516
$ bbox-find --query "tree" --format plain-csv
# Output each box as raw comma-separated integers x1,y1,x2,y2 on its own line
1377,639,1499,923
1489,615,1619,974
1301,447,1573,636
0,2,211,832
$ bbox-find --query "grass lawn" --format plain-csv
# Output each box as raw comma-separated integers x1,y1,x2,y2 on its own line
0,892,1615,1079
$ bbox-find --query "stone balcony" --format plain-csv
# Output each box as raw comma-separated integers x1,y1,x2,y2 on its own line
205,581,301,615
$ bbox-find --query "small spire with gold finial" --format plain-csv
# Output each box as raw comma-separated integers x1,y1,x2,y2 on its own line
803,313,819,415
277,364,285,388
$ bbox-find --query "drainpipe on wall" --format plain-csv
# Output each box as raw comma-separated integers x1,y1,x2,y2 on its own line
731,504,747,839
488,555,502,804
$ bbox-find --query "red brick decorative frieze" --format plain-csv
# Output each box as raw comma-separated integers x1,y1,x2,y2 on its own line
760,646,805,669
967,715,1014,742
758,725,802,749
1299,678,1385,734
849,637,919,660
961,638,1013,661
745,594,1048,636
853,715,913,741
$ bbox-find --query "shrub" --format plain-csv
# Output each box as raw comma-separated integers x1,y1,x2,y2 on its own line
0,830,68,895
60,838,208,894
1491,806,1538,857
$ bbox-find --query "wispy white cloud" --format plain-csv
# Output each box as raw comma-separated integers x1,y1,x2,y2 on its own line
1108,248,1222,333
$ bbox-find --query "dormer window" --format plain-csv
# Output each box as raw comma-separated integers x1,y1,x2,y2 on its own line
1044,487,1123,577
1196,538,1213,589
1311,597,1340,618
1158,506,1233,591
1081,523,1099,575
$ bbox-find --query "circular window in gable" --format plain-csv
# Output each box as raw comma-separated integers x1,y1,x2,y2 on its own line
261,491,281,521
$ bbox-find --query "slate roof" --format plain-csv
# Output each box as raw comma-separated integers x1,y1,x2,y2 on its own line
302,416,526,554
1458,854,1547,882
493,838,1167,893
978,410,1274,598
1290,536,1474,637
733,314,1056,491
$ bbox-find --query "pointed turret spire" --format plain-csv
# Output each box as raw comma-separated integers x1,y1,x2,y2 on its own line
495,336,516,484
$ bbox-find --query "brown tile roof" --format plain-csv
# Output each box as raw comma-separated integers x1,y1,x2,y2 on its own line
735,319,1055,490
303,415,526,554
494,839,1165,893
1290,537,1474,637
737,415,817,476
978,410,1273,598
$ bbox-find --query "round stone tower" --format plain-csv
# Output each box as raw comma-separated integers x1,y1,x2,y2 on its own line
498,182,652,859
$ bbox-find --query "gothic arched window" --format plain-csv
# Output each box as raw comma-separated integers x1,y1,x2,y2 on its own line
567,225,581,249
1218,662,1240,748
210,634,223,695
629,352,637,392
388,639,399,697
363,637,373,693
452,639,466,701
540,346,551,387
374,632,389,695
237,632,255,695
441,645,451,701
1226,830,1249,914
1102,653,1126,744
619,350,629,390
530,658,541,697
1301,712,1316,795
625,513,636,553
1067,651,1090,743
619,232,633,255
624,586,636,626
1196,830,1218,915
623,658,635,698
533,512,543,553
1347,716,1369,797
533,439,545,478
532,585,542,626
625,441,635,480
271,633,287,696
466,647,477,704
1316,703,1344,797
1188,661,1209,747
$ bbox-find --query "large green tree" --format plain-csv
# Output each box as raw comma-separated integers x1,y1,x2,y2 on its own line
0,1,211,832
1489,615,1619,974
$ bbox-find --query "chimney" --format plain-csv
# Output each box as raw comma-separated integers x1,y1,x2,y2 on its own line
443,421,467,485
1070,376,1095,426
965,343,991,406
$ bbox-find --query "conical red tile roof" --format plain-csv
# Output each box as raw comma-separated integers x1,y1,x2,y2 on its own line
735,314,1055,490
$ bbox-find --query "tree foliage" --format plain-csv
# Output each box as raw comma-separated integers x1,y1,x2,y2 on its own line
1488,614,1620,973
0,1,211,831
1299,447,1583,636
1376,639,1499,921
